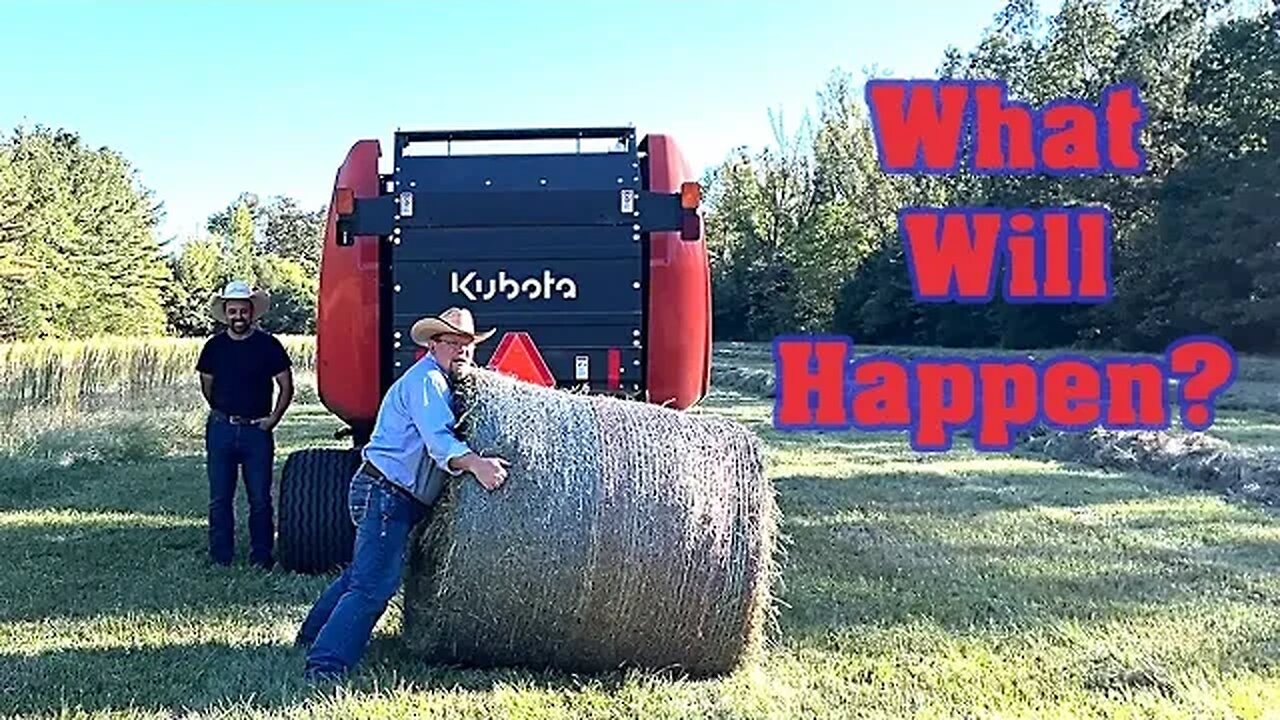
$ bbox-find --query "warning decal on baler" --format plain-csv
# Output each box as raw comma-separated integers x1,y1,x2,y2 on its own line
487,331,556,387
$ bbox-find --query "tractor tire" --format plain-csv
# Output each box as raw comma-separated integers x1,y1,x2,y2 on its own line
277,447,360,575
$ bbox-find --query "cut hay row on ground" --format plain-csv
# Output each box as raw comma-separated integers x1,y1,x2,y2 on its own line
0,335,316,413
711,343,1280,417
1016,425,1280,508
710,343,1280,514
712,361,1280,415
713,340,1280,384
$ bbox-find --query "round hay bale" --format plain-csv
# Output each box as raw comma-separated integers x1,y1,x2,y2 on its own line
401,368,779,677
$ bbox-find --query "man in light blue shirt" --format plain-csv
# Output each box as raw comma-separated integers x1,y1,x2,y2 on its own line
296,307,509,681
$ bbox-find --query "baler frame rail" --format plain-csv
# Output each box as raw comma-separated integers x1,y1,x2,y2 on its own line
335,191,692,240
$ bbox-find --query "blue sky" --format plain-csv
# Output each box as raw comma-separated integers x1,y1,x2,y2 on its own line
0,0,1051,246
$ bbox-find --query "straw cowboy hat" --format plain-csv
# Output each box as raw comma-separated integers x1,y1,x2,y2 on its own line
209,280,270,324
410,307,496,346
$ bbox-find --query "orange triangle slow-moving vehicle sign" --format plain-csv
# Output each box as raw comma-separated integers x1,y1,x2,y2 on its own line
487,331,555,387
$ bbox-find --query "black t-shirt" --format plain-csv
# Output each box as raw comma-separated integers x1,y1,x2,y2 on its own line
196,329,292,418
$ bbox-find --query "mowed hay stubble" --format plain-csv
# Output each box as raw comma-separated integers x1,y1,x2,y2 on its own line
402,368,779,677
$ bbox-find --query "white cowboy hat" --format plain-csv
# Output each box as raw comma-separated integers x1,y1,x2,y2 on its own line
410,307,496,346
209,280,270,324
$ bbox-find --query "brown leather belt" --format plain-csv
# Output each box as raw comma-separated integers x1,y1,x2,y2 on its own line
211,409,265,425
358,460,419,502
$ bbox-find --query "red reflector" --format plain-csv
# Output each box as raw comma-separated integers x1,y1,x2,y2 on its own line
608,348,620,390
335,187,355,215
680,211,702,241
487,332,555,387
680,181,701,209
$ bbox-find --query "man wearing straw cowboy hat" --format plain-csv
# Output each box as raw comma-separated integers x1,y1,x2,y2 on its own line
296,306,509,682
196,280,294,570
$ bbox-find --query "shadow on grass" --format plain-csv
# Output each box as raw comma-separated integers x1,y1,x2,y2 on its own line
0,640,309,717
0,635,641,717
770,465,1280,643
360,635,645,692
0,512,332,622
0,454,208,514
774,463,1161,518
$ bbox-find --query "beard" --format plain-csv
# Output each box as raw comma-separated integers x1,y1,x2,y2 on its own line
450,356,475,378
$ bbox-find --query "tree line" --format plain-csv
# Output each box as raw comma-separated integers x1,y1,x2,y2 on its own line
0,0,1274,353
0,126,324,341
702,0,1279,353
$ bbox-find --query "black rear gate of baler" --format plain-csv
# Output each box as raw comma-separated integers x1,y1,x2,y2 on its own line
340,127,688,396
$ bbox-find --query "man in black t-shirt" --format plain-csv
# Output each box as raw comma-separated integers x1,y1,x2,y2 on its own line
196,280,295,569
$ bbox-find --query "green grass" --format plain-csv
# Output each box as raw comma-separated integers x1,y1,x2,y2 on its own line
1205,410,1280,452
3,355,1280,717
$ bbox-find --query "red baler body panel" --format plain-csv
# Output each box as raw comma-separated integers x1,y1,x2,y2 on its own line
644,135,712,409
317,140,382,428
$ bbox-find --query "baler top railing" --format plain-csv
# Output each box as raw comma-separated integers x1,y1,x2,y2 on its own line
395,127,635,143
396,127,636,157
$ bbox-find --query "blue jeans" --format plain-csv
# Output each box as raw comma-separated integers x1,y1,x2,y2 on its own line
205,412,275,567
297,466,427,677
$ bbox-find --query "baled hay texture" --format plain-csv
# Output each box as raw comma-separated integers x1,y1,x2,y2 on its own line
402,368,779,677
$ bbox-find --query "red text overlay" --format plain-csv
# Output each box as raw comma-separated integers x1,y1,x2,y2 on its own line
899,207,1112,303
766,78,1239,447
772,336,1238,452
864,78,1146,175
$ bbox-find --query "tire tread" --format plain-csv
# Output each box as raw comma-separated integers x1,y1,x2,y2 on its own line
278,448,359,574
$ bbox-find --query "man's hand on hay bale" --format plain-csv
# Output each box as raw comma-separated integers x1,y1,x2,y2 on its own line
452,452,509,491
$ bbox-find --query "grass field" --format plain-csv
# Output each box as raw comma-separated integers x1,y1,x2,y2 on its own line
3,338,1280,718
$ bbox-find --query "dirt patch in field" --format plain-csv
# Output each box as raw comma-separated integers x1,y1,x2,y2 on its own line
1016,425,1280,508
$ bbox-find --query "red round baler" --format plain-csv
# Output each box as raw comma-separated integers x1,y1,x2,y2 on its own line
277,128,713,575
314,131,710,437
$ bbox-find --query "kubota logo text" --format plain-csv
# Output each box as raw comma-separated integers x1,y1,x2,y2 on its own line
450,270,578,301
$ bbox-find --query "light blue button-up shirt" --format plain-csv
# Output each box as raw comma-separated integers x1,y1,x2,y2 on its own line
362,353,471,495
